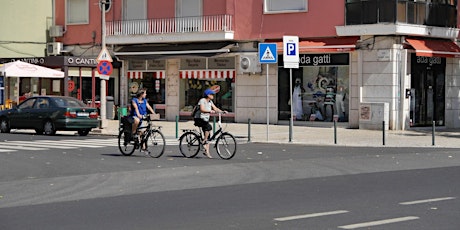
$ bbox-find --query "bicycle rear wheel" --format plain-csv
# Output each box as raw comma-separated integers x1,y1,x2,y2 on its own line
179,131,201,158
146,130,166,158
118,131,136,156
216,132,237,160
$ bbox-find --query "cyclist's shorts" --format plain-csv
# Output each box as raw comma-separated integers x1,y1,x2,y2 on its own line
194,118,212,131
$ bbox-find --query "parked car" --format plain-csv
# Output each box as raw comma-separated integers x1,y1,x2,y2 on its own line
0,96,99,136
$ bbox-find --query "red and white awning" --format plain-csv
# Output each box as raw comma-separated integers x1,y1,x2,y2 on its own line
127,70,166,79
179,70,235,79
127,71,143,79
152,71,165,79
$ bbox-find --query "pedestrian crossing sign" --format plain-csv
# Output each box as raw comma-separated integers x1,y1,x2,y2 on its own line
259,43,278,64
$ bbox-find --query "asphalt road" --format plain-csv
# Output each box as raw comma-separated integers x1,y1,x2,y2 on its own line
1,132,460,229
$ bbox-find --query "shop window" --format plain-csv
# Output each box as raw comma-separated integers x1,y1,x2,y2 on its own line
278,66,349,122
127,71,166,107
181,78,234,114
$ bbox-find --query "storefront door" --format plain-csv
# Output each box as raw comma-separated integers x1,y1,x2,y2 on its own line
410,55,445,126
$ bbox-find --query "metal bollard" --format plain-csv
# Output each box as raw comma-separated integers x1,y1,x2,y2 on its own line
334,120,337,144
432,121,436,146
289,118,292,142
213,116,216,135
175,115,179,139
248,118,251,142
382,121,386,146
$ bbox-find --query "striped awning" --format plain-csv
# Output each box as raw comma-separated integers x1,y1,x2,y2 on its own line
152,71,165,79
127,71,143,79
127,71,165,79
179,70,235,79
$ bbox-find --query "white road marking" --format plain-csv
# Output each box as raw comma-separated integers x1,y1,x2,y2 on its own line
32,140,109,148
399,197,456,205
3,141,75,149
338,216,419,229
274,210,349,222
0,149,16,152
0,145,47,151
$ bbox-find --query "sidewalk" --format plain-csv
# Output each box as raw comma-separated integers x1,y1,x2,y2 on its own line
91,119,460,148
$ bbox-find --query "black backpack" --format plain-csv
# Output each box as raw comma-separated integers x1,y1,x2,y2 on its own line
191,104,199,117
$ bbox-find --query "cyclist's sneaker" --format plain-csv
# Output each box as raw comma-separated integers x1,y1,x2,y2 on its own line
140,149,151,156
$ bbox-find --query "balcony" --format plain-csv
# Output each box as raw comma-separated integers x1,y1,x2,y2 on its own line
106,15,234,45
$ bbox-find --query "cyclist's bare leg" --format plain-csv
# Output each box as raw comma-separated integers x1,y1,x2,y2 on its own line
203,130,212,158
132,117,140,135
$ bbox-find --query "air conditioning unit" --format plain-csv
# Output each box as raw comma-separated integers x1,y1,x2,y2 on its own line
47,42,63,56
238,54,261,74
49,25,64,37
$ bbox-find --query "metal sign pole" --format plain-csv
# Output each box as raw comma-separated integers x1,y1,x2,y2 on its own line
266,64,269,141
289,68,293,142
100,0,107,128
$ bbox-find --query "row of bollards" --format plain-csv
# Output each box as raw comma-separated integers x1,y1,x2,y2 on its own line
332,120,437,146
174,116,437,146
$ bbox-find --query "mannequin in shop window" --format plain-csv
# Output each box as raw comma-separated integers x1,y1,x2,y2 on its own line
292,77,306,120
335,85,347,121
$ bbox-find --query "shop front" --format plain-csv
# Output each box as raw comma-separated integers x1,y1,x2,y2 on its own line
278,53,351,123
126,59,166,117
405,37,460,128
0,57,121,118
178,57,235,121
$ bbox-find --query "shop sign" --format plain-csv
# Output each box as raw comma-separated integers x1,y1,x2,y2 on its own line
129,60,146,70
180,58,206,69
279,53,349,67
2,57,46,65
415,56,443,66
147,60,166,70
66,57,98,66
208,57,235,69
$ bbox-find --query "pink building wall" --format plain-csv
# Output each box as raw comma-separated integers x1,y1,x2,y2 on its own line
55,0,345,45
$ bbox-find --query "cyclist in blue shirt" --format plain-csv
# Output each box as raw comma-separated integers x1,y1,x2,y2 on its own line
131,89,156,140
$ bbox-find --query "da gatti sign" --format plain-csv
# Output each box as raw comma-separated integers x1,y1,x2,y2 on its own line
279,53,349,66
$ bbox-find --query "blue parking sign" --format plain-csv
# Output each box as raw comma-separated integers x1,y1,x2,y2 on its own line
286,43,296,55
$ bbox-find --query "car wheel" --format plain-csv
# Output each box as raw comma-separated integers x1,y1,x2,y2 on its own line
43,120,56,135
78,129,90,136
0,118,11,133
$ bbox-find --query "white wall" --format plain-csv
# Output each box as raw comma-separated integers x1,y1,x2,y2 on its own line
234,64,278,124
0,0,52,57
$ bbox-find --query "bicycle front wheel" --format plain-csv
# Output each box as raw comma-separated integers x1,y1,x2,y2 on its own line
118,131,136,156
146,130,166,158
216,132,237,160
179,131,201,158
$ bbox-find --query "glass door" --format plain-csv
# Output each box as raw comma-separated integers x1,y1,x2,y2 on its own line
410,55,445,126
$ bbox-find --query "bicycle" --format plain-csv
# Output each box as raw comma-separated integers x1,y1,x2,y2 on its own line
118,114,165,158
179,112,237,160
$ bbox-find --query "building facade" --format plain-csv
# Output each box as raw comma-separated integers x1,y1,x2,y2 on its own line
6,0,459,130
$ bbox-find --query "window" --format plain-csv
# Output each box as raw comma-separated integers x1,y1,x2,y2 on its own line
346,0,457,27
66,0,89,24
264,0,308,14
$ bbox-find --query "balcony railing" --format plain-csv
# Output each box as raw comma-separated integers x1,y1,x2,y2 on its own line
106,15,233,36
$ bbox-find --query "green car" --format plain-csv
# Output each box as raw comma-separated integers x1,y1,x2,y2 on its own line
0,96,99,136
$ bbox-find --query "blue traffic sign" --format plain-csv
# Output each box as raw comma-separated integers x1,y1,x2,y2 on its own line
259,43,278,64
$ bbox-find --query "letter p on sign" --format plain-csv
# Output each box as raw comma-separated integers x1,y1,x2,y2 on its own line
287,43,296,55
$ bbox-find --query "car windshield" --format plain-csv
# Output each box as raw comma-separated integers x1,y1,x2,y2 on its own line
52,97,87,108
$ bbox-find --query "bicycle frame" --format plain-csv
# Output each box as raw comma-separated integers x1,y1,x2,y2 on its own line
199,112,225,142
